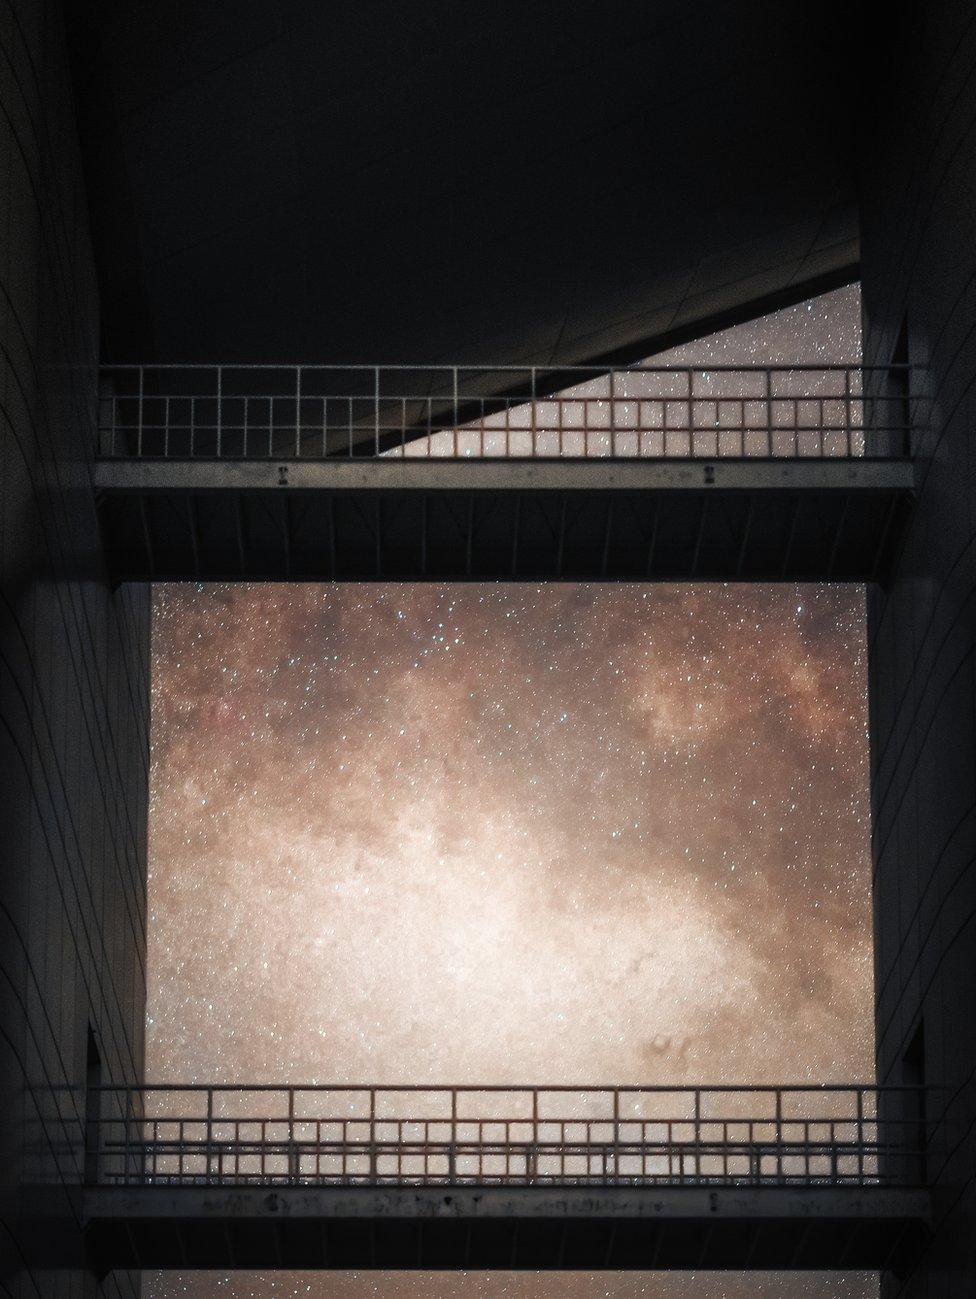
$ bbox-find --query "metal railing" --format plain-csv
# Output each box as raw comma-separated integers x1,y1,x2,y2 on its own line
87,1084,928,1189
97,365,912,461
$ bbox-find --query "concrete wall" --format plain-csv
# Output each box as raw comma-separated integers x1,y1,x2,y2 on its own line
862,2,976,1294
0,0,149,1294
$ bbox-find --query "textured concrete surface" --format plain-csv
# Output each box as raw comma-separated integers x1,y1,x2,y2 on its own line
0,1,149,1294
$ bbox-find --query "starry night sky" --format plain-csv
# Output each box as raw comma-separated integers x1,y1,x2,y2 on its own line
145,286,877,1299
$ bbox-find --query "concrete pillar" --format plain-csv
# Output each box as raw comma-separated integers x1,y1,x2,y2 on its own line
0,0,149,1291
862,3,976,1293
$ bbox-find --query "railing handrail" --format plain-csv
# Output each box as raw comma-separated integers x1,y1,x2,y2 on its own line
98,363,901,373
91,1081,925,1093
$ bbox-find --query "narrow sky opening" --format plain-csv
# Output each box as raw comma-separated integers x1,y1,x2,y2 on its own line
145,286,876,1298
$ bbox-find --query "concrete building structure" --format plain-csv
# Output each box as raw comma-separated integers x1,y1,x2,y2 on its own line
1,0,974,1294
0,4,148,1298
862,8,976,1294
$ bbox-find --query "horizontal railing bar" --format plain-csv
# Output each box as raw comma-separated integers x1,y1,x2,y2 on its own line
91,1083,927,1093
104,1143,903,1154
99,363,906,373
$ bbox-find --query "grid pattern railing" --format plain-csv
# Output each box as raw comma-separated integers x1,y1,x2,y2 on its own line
97,365,912,461
88,1084,928,1189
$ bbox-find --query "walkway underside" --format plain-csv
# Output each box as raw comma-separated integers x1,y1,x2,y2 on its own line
84,1184,930,1271
95,459,913,583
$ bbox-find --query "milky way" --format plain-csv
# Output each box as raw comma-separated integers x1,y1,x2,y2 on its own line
145,286,877,1298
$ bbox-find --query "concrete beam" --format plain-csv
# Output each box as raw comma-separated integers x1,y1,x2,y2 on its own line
95,457,914,496
85,1182,931,1222
83,1184,931,1273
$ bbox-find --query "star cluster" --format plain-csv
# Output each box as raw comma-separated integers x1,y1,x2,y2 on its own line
145,287,876,1299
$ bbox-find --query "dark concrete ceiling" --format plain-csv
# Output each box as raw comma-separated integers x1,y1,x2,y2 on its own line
67,1,859,366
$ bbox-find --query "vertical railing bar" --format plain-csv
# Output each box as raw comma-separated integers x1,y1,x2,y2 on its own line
610,368,616,457
844,366,852,457
452,367,459,458
831,1118,838,1182
531,367,537,458
738,396,745,457
775,1088,783,1183
216,365,223,457
612,1087,619,1184
819,397,825,457
450,1087,457,1183
764,368,772,456
107,390,116,458
370,1087,377,1183
124,1086,132,1185
295,366,301,457
288,1086,296,1185
206,1087,214,1185
687,368,693,456
694,1089,701,1183
856,1087,864,1184
137,366,144,457
374,366,381,456
531,1088,538,1184
902,366,912,457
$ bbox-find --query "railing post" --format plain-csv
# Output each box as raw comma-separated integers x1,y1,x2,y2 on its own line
84,1081,101,1186
531,367,537,458
609,368,616,457
97,371,111,458
844,367,852,457
288,1086,298,1185
693,1089,701,1183
749,1120,759,1184
374,367,380,456
856,1088,864,1184
831,1127,839,1183
125,1086,134,1185
449,1088,457,1184
369,1087,377,1182
295,367,301,458
216,365,223,456
453,368,459,458
611,1087,619,1183
687,368,693,455
775,1088,782,1183
530,1087,538,1184
138,365,145,457
901,365,912,458
764,368,772,456
205,1087,214,1184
